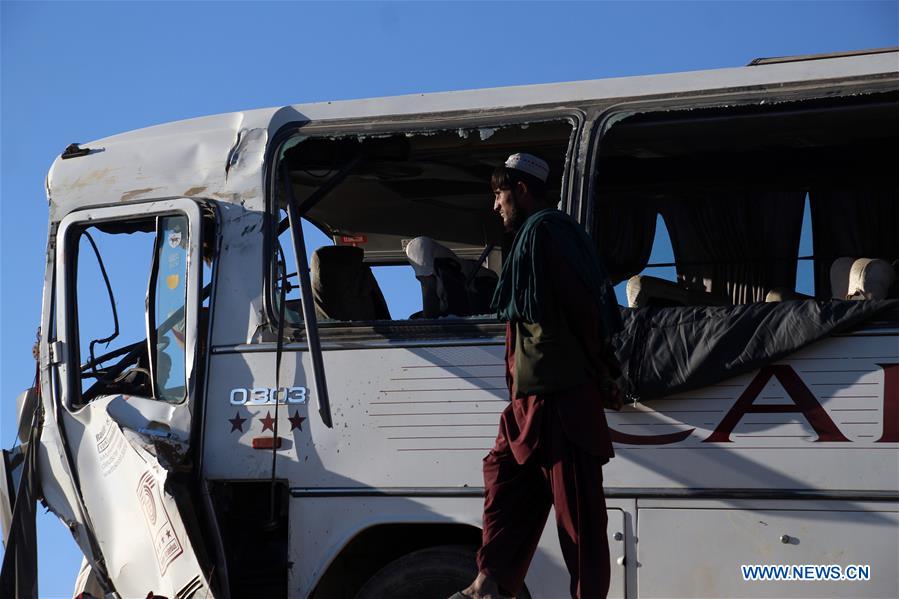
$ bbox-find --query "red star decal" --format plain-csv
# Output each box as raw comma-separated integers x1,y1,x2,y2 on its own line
228,412,247,433
288,411,306,432
260,411,276,432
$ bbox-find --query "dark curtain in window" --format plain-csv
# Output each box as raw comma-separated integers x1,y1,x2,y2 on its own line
810,189,899,298
660,191,805,304
595,193,657,284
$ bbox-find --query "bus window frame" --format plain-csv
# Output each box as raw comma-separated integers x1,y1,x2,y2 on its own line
263,108,586,340
55,198,205,411
581,78,899,239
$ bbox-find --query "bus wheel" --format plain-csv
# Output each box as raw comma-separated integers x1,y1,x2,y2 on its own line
354,544,531,599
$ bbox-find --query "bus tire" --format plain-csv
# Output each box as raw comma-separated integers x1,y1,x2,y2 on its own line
354,544,531,599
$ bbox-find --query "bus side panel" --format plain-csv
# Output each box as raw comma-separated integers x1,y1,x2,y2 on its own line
604,333,899,492
637,503,899,598
203,342,507,487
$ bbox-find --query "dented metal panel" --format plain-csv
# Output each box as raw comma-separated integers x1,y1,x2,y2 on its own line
67,399,209,597
47,112,271,221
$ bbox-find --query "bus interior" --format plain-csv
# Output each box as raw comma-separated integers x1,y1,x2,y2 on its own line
271,91,899,333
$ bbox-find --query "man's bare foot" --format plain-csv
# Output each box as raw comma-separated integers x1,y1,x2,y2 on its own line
454,572,507,599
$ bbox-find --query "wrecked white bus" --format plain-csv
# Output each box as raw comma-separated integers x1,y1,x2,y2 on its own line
2,47,898,599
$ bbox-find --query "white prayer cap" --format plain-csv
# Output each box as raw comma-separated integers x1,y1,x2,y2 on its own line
504,153,549,183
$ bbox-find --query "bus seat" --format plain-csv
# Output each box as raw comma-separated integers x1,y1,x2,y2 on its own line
310,245,390,321
847,257,895,300
462,260,498,315
830,257,895,300
405,237,496,318
406,236,460,279
626,275,732,308
406,237,467,318
765,288,814,302
830,257,855,299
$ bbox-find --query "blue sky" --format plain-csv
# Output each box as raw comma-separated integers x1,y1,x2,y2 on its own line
2,1,897,596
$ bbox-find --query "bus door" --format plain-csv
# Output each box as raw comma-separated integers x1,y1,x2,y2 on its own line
44,198,214,598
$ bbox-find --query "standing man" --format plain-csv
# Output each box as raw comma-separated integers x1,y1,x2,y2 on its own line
454,153,624,599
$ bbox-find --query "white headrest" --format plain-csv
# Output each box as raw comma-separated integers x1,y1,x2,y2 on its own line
626,275,689,308
405,237,460,278
830,257,854,299
625,276,641,308
848,258,895,300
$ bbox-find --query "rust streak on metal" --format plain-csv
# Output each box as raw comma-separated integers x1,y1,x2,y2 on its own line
183,186,207,197
120,187,157,202
68,167,117,189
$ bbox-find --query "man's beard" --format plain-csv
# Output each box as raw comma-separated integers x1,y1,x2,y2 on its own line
502,193,525,232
